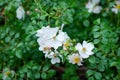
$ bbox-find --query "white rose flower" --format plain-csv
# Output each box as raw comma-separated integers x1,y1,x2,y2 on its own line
16,6,25,20
111,1,120,14
36,25,70,50
68,53,82,66
75,41,94,58
86,0,102,14
2,68,15,80
47,51,61,64
36,26,61,49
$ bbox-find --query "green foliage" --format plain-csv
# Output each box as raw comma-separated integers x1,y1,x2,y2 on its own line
0,0,120,80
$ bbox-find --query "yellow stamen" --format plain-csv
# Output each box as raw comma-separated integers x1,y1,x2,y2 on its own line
115,5,120,9
82,47,86,53
44,47,48,51
5,71,11,76
64,42,70,47
53,54,57,58
52,36,56,40
73,57,80,63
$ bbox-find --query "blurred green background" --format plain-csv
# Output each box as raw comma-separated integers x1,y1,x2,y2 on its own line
0,0,120,80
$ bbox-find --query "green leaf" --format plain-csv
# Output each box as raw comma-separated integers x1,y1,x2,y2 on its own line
86,70,94,77
88,76,94,80
94,18,101,25
83,20,89,27
98,64,105,72
41,72,47,79
89,56,96,64
14,33,20,38
93,26,100,32
42,65,50,71
22,66,28,73
15,51,22,59
34,72,40,79
95,72,102,80
5,36,11,43
27,71,32,78
94,39,100,44
93,32,100,38
48,69,56,77
110,61,118,67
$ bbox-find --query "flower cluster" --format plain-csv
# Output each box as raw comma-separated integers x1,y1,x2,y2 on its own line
86,0,120,14
36,25,94,66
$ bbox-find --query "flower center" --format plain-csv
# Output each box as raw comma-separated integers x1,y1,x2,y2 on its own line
116,5,120,9
5,71,11,76
73,57,80,63
64,42,70,47
52,36,56,40
44,47,48,51
82,47,87,53
53,54,57,58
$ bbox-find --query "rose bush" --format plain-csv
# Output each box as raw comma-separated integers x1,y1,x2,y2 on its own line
0,0,120,80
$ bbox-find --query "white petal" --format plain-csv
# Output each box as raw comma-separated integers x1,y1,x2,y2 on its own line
36,27,59,39
83,41,88,47
92,0,100,4
75,43,82,50
79,51,89,58
111,8,118,14
51,58,60,64
47,39,62,49
77,62,82,66
93,6,102,14
16,6,25,20
56,31,65,42
86,43,94,51
86,2,92,8
86,2,94,13
115,1,120,5
86,51,94,55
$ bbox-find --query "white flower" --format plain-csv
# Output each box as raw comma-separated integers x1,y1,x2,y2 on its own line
36,26,61,49
36,25,70,51
111,1,120,14
16,6,25,20
47,51,61,64
2,68,15,80
86,0,102,14
68,53,82,66
75,41,94,58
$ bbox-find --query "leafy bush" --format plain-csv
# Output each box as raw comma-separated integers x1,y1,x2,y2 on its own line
0,0,120,80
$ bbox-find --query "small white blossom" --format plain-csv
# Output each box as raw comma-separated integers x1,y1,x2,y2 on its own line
36,26,62,49
2,68,15,80
75,41,94,58
111,1,120,14
47,51,61,64
86,0,102,14
16,6,25,20
68,53,82,66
